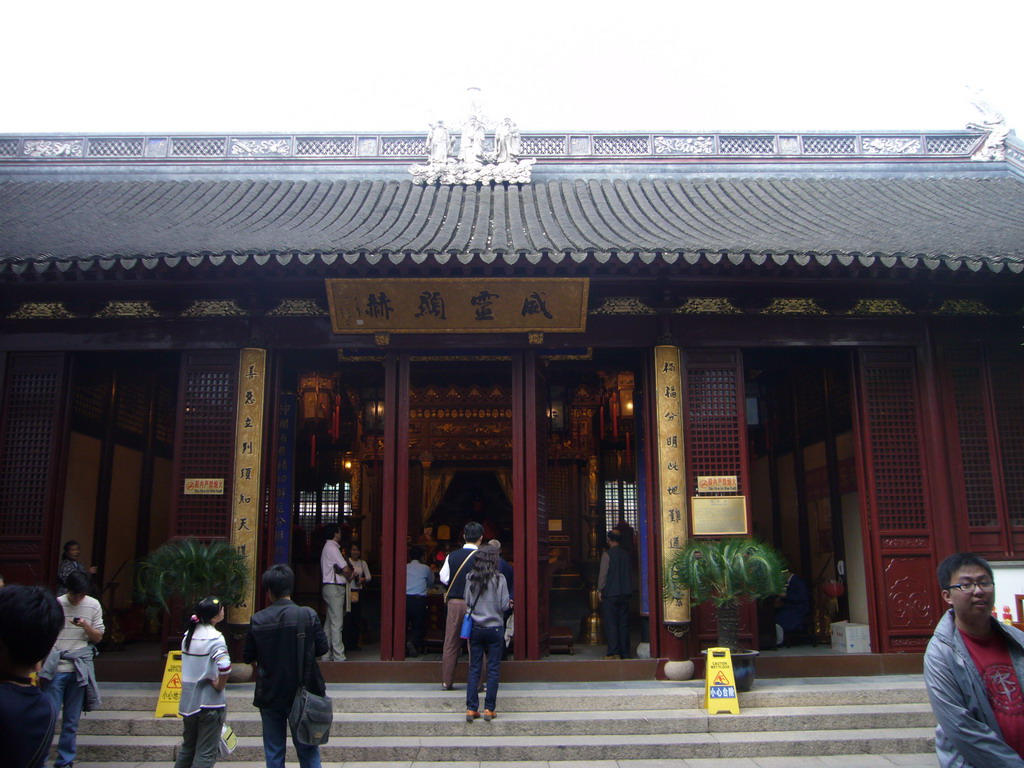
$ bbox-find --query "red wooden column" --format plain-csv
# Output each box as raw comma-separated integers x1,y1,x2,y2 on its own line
512,352,550,660
380,352,410,660
0,352,71,587
852,348,938,653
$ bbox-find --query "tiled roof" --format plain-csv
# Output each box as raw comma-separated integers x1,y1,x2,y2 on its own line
2,177,1023,273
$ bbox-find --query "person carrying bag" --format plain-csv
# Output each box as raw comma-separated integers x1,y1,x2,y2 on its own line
289,608,333,746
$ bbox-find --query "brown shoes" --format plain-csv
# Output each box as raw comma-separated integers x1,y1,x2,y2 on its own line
466,710,480,721
483,710,496,721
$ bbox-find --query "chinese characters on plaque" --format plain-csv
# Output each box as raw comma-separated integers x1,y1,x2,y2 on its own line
228,348,266,625
325,278,588,334
655,345,689,624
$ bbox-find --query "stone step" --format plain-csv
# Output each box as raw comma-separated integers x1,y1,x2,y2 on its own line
70,727,936,763
97,676,930,713
77,702,936,737
73,760,940,768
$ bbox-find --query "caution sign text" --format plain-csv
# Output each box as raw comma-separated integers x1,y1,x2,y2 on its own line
703,647,740,715
155,651,183,718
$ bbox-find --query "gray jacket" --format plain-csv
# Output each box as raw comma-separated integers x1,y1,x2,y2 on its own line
924,609,1024,767
39,645,102,712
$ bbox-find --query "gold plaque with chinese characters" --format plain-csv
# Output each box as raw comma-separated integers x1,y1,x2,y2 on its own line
655,345,689,624
326,278,589,334
228,348,265,625
691,496,748,536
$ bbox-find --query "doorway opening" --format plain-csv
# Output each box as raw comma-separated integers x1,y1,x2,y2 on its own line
744,348,863,650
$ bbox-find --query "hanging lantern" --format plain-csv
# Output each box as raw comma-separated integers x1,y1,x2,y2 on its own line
298,373,335,423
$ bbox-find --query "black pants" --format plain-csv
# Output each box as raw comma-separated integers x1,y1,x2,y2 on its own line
602,594,631,658
406,594,426,652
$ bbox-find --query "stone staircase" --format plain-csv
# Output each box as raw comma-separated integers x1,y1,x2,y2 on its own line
69,675,939,766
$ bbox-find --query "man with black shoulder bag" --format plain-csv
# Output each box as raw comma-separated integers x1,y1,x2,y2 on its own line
244,564,330,768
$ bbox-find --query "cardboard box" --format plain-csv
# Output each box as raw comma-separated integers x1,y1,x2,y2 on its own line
831,621,871,653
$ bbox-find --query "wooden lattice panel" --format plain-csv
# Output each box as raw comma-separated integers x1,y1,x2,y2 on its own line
684,358,744,497
948,349,998,528
174,364,237,539
862,362,927,531
0,368,59,537
992,359,1024,528
116,376,148,438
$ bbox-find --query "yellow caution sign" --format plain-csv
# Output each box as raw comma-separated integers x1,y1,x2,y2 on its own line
155,651,184,718
704,647,740,715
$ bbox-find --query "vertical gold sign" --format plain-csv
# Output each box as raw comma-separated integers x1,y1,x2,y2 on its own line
229,348,265,625
655,345,689,624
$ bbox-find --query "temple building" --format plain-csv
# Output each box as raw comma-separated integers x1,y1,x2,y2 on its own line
1,117,1022,667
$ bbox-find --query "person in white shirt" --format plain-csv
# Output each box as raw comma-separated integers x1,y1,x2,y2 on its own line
319,524,352,661
343,543,371,652
40,570,104,768
175,596,231,768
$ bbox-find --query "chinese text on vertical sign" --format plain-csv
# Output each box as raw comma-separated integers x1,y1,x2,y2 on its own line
229,348,265,625
655,346,689,624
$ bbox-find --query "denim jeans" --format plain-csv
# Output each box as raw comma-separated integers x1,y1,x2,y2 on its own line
43,671,85,768
260,707,321,768
466,624,504,713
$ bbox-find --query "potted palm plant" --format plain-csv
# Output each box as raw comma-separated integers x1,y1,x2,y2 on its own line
663,537,787,691
136,538,249,662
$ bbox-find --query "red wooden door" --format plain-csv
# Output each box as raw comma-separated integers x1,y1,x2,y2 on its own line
853,348,938,653
0,352,71,587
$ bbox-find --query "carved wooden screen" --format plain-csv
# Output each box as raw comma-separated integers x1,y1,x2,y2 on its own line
681,349,753,647
939,344,1024,555
854,348,937,653
170,352,238,540
0,353,69,585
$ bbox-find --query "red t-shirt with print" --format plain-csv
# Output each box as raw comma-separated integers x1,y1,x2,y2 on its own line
961,628,1024,757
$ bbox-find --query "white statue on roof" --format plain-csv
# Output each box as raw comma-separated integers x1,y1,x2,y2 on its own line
411,98,534,185
426,121,452,164
967,87,1010,162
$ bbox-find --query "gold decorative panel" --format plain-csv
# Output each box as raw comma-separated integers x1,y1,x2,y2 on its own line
326,278,589,334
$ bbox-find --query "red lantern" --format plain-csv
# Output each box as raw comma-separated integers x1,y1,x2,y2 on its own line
822,580,846,598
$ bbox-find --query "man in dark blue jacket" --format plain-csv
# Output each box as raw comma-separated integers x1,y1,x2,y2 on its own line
244,564,328,768
599,529,632,659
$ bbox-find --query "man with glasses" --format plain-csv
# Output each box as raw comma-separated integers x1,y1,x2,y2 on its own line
924,552,1024,766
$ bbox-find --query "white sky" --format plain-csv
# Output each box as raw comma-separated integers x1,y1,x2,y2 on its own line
4,0,1021,136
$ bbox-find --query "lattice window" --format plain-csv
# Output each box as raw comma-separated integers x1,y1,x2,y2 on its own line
88,138,144,157
593,136,649,155
296,482,351,535
990,361,1024,527
520,136,566,156
685,367,744,495
72,370,108,426
295,137,354,156
949,355,998,527
603,480,638,531
155,378,176,448
0,370,59,537
116,377,148,438
170,138,226,157
546,463,571,520
0,139,20,158
720,136,775,154
380,137,427,156
862,364,926,530
926,136,979,155
802,136,856,154
175,368,235,538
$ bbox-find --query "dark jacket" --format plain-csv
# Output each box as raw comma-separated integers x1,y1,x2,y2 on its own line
599,545,632,598
444,548,477,601
243,599,328,710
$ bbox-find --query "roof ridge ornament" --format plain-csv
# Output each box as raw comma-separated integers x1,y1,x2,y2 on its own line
411,108,535,185
967,87,1010,161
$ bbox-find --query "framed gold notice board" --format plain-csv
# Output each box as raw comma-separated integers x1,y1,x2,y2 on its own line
691,496,748,536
